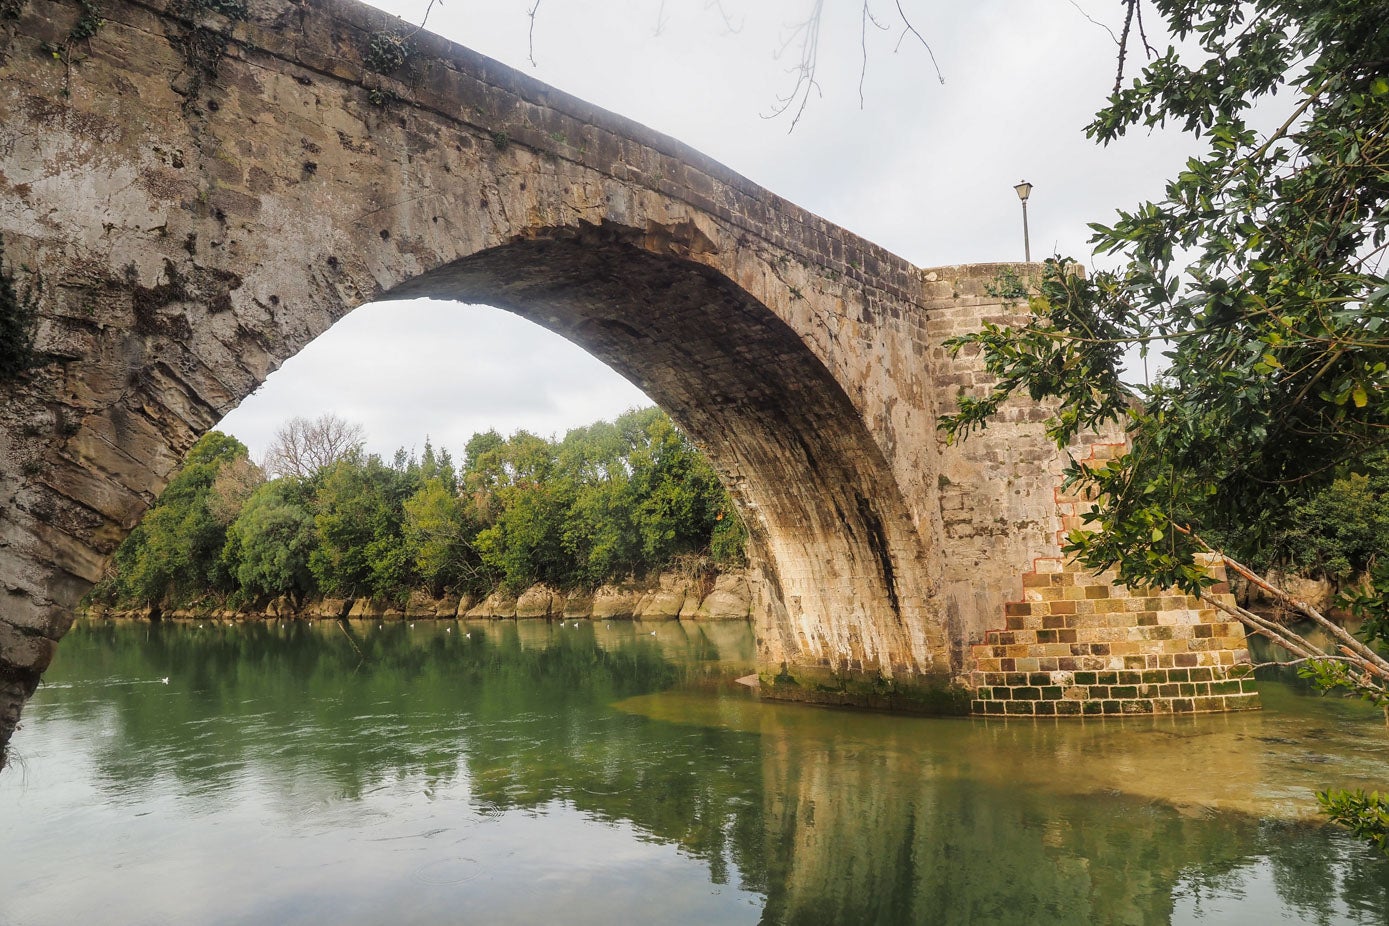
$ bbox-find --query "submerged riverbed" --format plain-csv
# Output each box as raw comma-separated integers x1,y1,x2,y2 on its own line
1,619,1387,925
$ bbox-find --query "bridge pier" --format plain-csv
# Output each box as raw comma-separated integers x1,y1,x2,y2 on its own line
753,266,1259,716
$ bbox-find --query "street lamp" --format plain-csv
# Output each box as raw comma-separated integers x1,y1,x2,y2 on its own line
1013,180,1033,263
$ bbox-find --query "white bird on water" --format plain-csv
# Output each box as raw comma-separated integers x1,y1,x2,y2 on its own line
160,677,169,685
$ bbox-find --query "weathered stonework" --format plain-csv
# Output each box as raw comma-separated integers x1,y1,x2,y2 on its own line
969,443,1259,716
0,0,1257,749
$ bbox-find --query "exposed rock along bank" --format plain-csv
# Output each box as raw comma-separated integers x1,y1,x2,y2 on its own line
86,570,755,623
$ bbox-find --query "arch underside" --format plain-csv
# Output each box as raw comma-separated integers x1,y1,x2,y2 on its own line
389,225,945,681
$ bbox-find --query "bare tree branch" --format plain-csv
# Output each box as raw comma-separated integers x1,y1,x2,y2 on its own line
859,2,890,107
1115,0,1137,95
1066,0,1120,44
1134,0,1156,58
1178,525,1389,679
401,0,442,40
703,0,743,35
891,0,943,84
763,0,826,131
263,414,366,480
1113,0,1158,94
527,0,541,68
208,456,264,525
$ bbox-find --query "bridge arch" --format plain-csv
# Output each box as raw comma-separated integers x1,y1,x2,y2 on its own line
0,0,959,738
387,224,939,679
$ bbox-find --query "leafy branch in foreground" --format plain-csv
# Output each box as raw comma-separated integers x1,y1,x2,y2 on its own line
1318,790,1389,856
939,0,1389,853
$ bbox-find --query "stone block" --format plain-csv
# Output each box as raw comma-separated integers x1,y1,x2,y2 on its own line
592,585,639,620
515,585,559,619
695,573,752,621
405,591,438,618
467,590,517,619
0,621,58,673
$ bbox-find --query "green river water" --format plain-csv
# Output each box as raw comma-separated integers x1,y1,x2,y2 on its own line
1,618,1387,925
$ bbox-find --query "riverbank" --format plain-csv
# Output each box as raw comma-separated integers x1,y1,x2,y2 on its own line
83,567,755,623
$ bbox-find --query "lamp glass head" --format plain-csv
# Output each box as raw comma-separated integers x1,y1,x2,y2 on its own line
1014,180,1033,202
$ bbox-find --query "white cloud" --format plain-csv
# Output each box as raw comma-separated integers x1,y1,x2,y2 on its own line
218,301,651,460
218,0,1197,459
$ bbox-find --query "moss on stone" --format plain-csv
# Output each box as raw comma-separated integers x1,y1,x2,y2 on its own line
759,665,972,715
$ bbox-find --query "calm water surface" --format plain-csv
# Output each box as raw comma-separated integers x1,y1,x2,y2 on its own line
2,619,1387,925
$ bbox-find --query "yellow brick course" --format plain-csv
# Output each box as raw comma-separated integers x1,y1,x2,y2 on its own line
968,441,1258,717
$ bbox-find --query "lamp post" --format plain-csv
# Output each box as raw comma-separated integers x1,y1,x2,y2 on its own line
1013,180,1033,263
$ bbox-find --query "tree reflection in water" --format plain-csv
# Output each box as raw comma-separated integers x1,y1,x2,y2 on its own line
4,619,1386,925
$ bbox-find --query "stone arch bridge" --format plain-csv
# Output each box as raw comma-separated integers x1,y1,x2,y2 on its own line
0,0,1256,748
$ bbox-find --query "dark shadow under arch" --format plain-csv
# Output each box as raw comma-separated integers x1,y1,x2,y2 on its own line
388,222,937,676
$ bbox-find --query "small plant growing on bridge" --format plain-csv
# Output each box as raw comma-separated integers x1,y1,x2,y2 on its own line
68,0,103,41
166,0,248,106
35,0,104,88
366,87,397,108
365,29,410,75
193,0,247,18
984,268,1029,301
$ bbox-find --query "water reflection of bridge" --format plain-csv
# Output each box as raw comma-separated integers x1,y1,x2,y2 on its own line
13,621,1386,923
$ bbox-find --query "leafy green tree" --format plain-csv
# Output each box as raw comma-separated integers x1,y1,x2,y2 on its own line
469,432,571,591
560,419,641,585
1232,451,1389,582
939,0,1389,851
625,408,723,565
99,410,747,610
221,480,317,603
407,437,458,494
309,455,414,599
402,476,476,596
103,432,250,609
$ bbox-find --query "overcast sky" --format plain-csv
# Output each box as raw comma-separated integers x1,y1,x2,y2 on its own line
217,0,1196,462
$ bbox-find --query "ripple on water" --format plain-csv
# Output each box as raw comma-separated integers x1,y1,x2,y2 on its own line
411,856,483,885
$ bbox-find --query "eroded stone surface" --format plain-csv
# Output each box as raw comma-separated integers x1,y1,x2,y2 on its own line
0,0,1255,749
